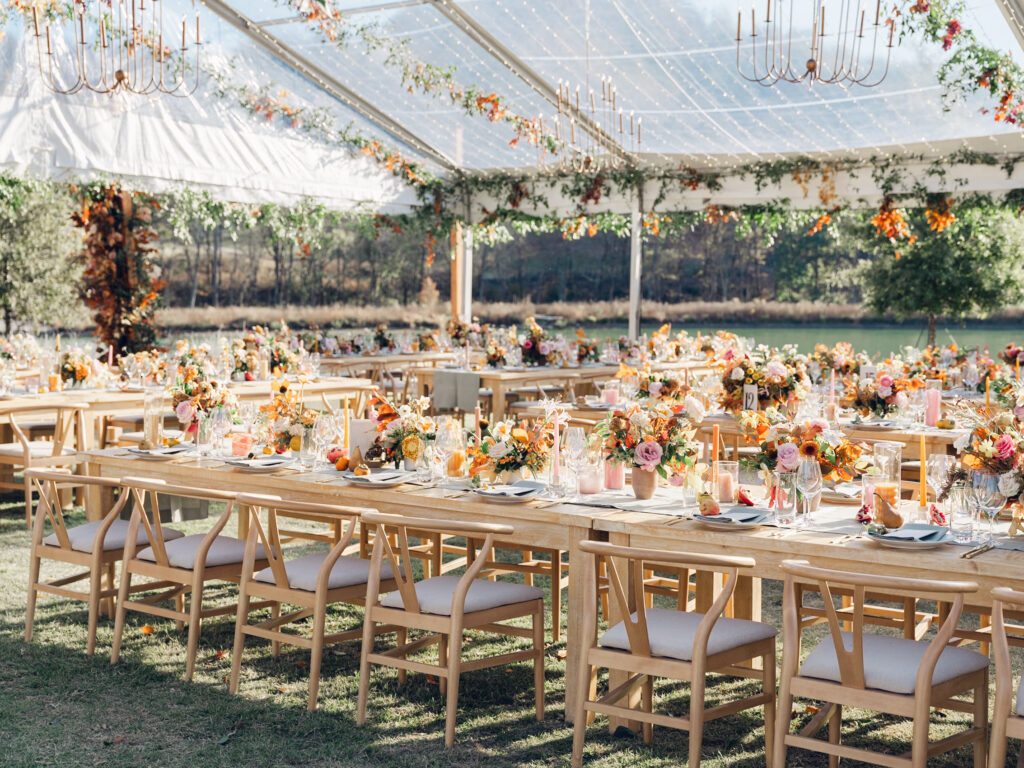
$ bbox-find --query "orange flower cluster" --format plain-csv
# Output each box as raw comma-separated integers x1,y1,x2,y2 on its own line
925,197,956,232
870,197,917,253
704,204,739,224
560,216,599,239
642,212,671,236
474,93,507,123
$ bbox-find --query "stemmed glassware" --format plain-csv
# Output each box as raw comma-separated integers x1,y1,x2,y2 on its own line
795,459,822,528
925,455,956,521
563,426,588,501
970,470,1006,545
309,353,321,380
312,413,336,470
208,406,231,456
435,420,463,479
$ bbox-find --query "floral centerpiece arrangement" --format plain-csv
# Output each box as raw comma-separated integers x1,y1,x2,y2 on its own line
846,373,922,418
737,411,866,482
594,402,700,498
0,333,40,365
941,403,1024,511
232,336,260,380
468,417,555,482
576,329,600,364
259,379,318,452
1000,343,1024,366
374,323,395,351
60,348,97,386
520,316,557,366
446,318,481,346
170,374,237,432
616,335,644,362
365,393,436,467
720,352,803,413
419,331,440,351
808,342,868,377
118,350,166,384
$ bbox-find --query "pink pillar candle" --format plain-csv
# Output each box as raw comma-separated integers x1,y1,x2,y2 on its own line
578,468,603,494
925,388,941,427
601,385,618,404
717,471,735,503
604,460,625,490
231,433,254,457
552,419,560,483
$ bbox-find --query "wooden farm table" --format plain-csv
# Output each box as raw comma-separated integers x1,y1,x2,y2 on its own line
78,448,599,722
0,377,374,451
319,351,455,380
416,360,715,421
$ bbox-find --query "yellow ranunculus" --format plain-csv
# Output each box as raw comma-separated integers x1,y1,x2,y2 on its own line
402,435,422,461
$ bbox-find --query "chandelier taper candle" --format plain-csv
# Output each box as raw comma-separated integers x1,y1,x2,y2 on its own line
735,0,897,87
33,0,201,96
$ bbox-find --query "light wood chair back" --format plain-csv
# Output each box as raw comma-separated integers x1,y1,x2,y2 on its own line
989,587,1024,768
229,493,397,711
110,478,268,681
776,559,987,768
24,468,127,655
356,510,544,747
571,541,774,768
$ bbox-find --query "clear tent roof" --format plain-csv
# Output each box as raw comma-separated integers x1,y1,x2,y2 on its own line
2,0,1023,200
205,0,1024,172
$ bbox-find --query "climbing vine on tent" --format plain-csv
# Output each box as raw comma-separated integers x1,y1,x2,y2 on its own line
72,184,165,354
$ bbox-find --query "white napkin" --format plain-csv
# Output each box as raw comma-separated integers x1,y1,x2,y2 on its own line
132,443,193,457
879,524,947,541
229,456,291,468
345,470,405,483
701,507,769,523
476,484,536,497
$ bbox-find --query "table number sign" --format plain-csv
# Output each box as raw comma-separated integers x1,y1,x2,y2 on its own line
742,383,759,412
860,364,877,381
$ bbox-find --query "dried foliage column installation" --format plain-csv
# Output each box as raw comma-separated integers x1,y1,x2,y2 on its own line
72,184,165,354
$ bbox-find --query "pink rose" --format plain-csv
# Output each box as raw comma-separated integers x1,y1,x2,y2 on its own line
765,361,788,378
894,391,908,409
877,385,892,398
723,348,737,362
175,400,197,425
634,440,663,470
877,373,894,388
776,442,799,471
523,340,533,350
538,341,552,356
648,381,663,398
668,474,685,487
994,434,1016,461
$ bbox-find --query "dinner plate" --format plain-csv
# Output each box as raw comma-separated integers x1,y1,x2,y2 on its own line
338,470,412,488
866,525,951,550
472,480,545,503
225,456,295,473
690,507,771,530
820,490,863,506
128,444,195,461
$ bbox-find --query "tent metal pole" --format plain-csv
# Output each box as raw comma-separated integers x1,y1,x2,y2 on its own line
198,0,456,170
628,198,642,342
450,223,464,321
460,227,473,323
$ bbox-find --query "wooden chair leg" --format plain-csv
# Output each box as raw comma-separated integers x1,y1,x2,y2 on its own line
396,627,407,685
307,605,327,712
355,614,375,726
688,671,706,767
175,591,186,632
911,702,930,768
828,704,841,768
229,584,251,695
86,562,102,656
523,551,534,586
438,633,448,696
24,552,40,643
773,667,793,767
641,674,654,745
110,568,132,664
763,650,776,768
24,482,33,530
571,660,591,768
975,674,988,768
534,605,545,721
184,584,205,681
430,533,442,578
102,562,116,618
444,625,462,748
270,602,281,658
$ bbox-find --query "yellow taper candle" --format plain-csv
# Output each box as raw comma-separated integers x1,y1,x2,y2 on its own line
986,377,991,412
343,397,350,453
919,434,927,508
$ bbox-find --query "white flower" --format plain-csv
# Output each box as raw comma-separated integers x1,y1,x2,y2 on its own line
765,361,788,378
730,367,746,381
683,395,706,424
629,410,651,430
1000,471,1023,498
954,432,971,452
288,424,304,437
489,441,510,460
822,429,844,448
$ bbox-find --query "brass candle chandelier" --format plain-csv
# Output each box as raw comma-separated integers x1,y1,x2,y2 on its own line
32,0,202,96
735,0,897,87
552,75,638,172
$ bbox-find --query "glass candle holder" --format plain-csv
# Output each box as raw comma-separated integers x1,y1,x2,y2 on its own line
713,460,739,504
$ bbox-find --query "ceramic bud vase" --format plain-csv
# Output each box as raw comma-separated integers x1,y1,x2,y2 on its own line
631,467,657,500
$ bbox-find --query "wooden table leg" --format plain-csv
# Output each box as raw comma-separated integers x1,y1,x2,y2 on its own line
606,530,641,733
492,383,507,422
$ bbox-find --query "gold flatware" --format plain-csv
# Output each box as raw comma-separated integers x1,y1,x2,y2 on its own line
961,542,995,559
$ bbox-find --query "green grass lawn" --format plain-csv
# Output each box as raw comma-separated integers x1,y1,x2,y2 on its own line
0,499,1017,767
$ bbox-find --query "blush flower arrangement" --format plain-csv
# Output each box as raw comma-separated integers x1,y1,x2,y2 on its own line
59,348,97,386
365,393,436,466
468,418,554,479
737,411,866,482
720,353,803,413
594,402,700,479
943,402,1024,505
846,373,923,418
519,316,557,366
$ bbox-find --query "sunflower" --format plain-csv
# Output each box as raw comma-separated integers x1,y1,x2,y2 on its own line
799,441,819,459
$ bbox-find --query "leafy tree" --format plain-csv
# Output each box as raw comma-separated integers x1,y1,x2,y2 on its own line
859,201,1024,346
0,174,80,333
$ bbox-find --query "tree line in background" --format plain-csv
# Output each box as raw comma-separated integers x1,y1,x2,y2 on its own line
2,172,1024,347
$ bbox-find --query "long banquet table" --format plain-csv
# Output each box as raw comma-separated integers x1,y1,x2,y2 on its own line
78,446,1024,726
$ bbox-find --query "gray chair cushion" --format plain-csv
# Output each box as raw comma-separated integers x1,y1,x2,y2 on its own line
599,608,777,661
43,519,184,553
0,442,75,458
800,631,988,695
254,553,394,592
137,534,266,569
380,575,542,616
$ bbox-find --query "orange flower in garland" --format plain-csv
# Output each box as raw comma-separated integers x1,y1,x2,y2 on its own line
871,197,917,252
925,197,956,232
704,204,739,224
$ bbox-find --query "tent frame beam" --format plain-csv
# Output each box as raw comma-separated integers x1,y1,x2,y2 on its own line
199,0,457,170
427,0,634,166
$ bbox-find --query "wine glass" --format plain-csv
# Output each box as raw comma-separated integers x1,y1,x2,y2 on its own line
312,413,336,470
925,455,956,519
310,353,321,380
795,459,822,528
435,421,463,479
209,406,231,455
621,375,640,401
563,426,588,501
970,470,1005,544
